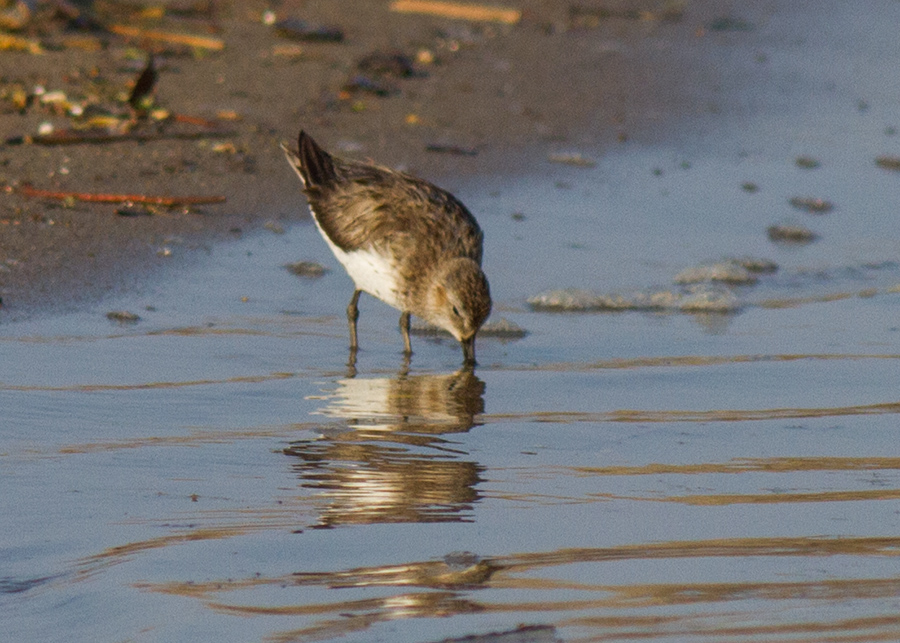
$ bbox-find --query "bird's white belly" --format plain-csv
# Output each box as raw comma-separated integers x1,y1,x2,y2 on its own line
335,246,402,308
315,235,401,310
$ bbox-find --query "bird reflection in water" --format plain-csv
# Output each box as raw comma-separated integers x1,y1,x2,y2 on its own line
283,366,486,527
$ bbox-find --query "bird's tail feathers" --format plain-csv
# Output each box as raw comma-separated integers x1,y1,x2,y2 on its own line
281,130,337,189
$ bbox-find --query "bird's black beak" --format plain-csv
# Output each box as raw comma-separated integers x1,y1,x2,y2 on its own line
461,335,477,366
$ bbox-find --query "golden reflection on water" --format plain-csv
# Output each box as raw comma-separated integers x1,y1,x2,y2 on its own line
134,535,900,643
566,457,900,476
486,399,900,423
614,488,900,505
0,371,299,393
497,352,900,373
224,591,485,643
283,368,486,526
136,535,900,596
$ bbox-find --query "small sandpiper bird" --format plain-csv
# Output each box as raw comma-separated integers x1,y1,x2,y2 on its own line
282,130,491,364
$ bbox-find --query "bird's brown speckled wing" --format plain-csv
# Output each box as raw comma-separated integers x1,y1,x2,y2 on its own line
284,132,483,265
313,160,484,263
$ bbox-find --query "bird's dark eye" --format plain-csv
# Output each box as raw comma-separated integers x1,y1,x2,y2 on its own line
451,305,461,317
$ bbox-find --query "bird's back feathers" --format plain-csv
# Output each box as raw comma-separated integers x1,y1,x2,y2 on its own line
282,132,484,265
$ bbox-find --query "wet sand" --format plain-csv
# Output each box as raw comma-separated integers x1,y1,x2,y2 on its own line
2,0,779,318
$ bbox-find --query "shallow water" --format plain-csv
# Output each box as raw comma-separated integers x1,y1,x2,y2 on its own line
6,3,900,642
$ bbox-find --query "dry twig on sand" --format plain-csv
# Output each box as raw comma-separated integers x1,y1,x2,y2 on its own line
389,0,521,24
14,183,226,206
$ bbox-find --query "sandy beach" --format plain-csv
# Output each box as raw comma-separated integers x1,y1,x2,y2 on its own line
1,0,770,317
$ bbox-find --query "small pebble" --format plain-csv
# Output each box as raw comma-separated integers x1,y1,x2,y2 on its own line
106,310,141,323
116,204,153,217
416,49,435,65
357,51,421,78
767,224,818,243
875,156,900,171
788,197,833,214
285,261,329,278
274,18,344,42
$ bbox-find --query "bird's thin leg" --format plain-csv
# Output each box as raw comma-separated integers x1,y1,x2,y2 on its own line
399,311,412,355
347,290,361,350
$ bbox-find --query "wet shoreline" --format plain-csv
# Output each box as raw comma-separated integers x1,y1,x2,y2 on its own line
0,0,791,321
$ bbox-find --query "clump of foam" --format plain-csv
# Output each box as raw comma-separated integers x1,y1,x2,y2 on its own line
527,285,741,313
527,257,778,314
674,257,778,285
